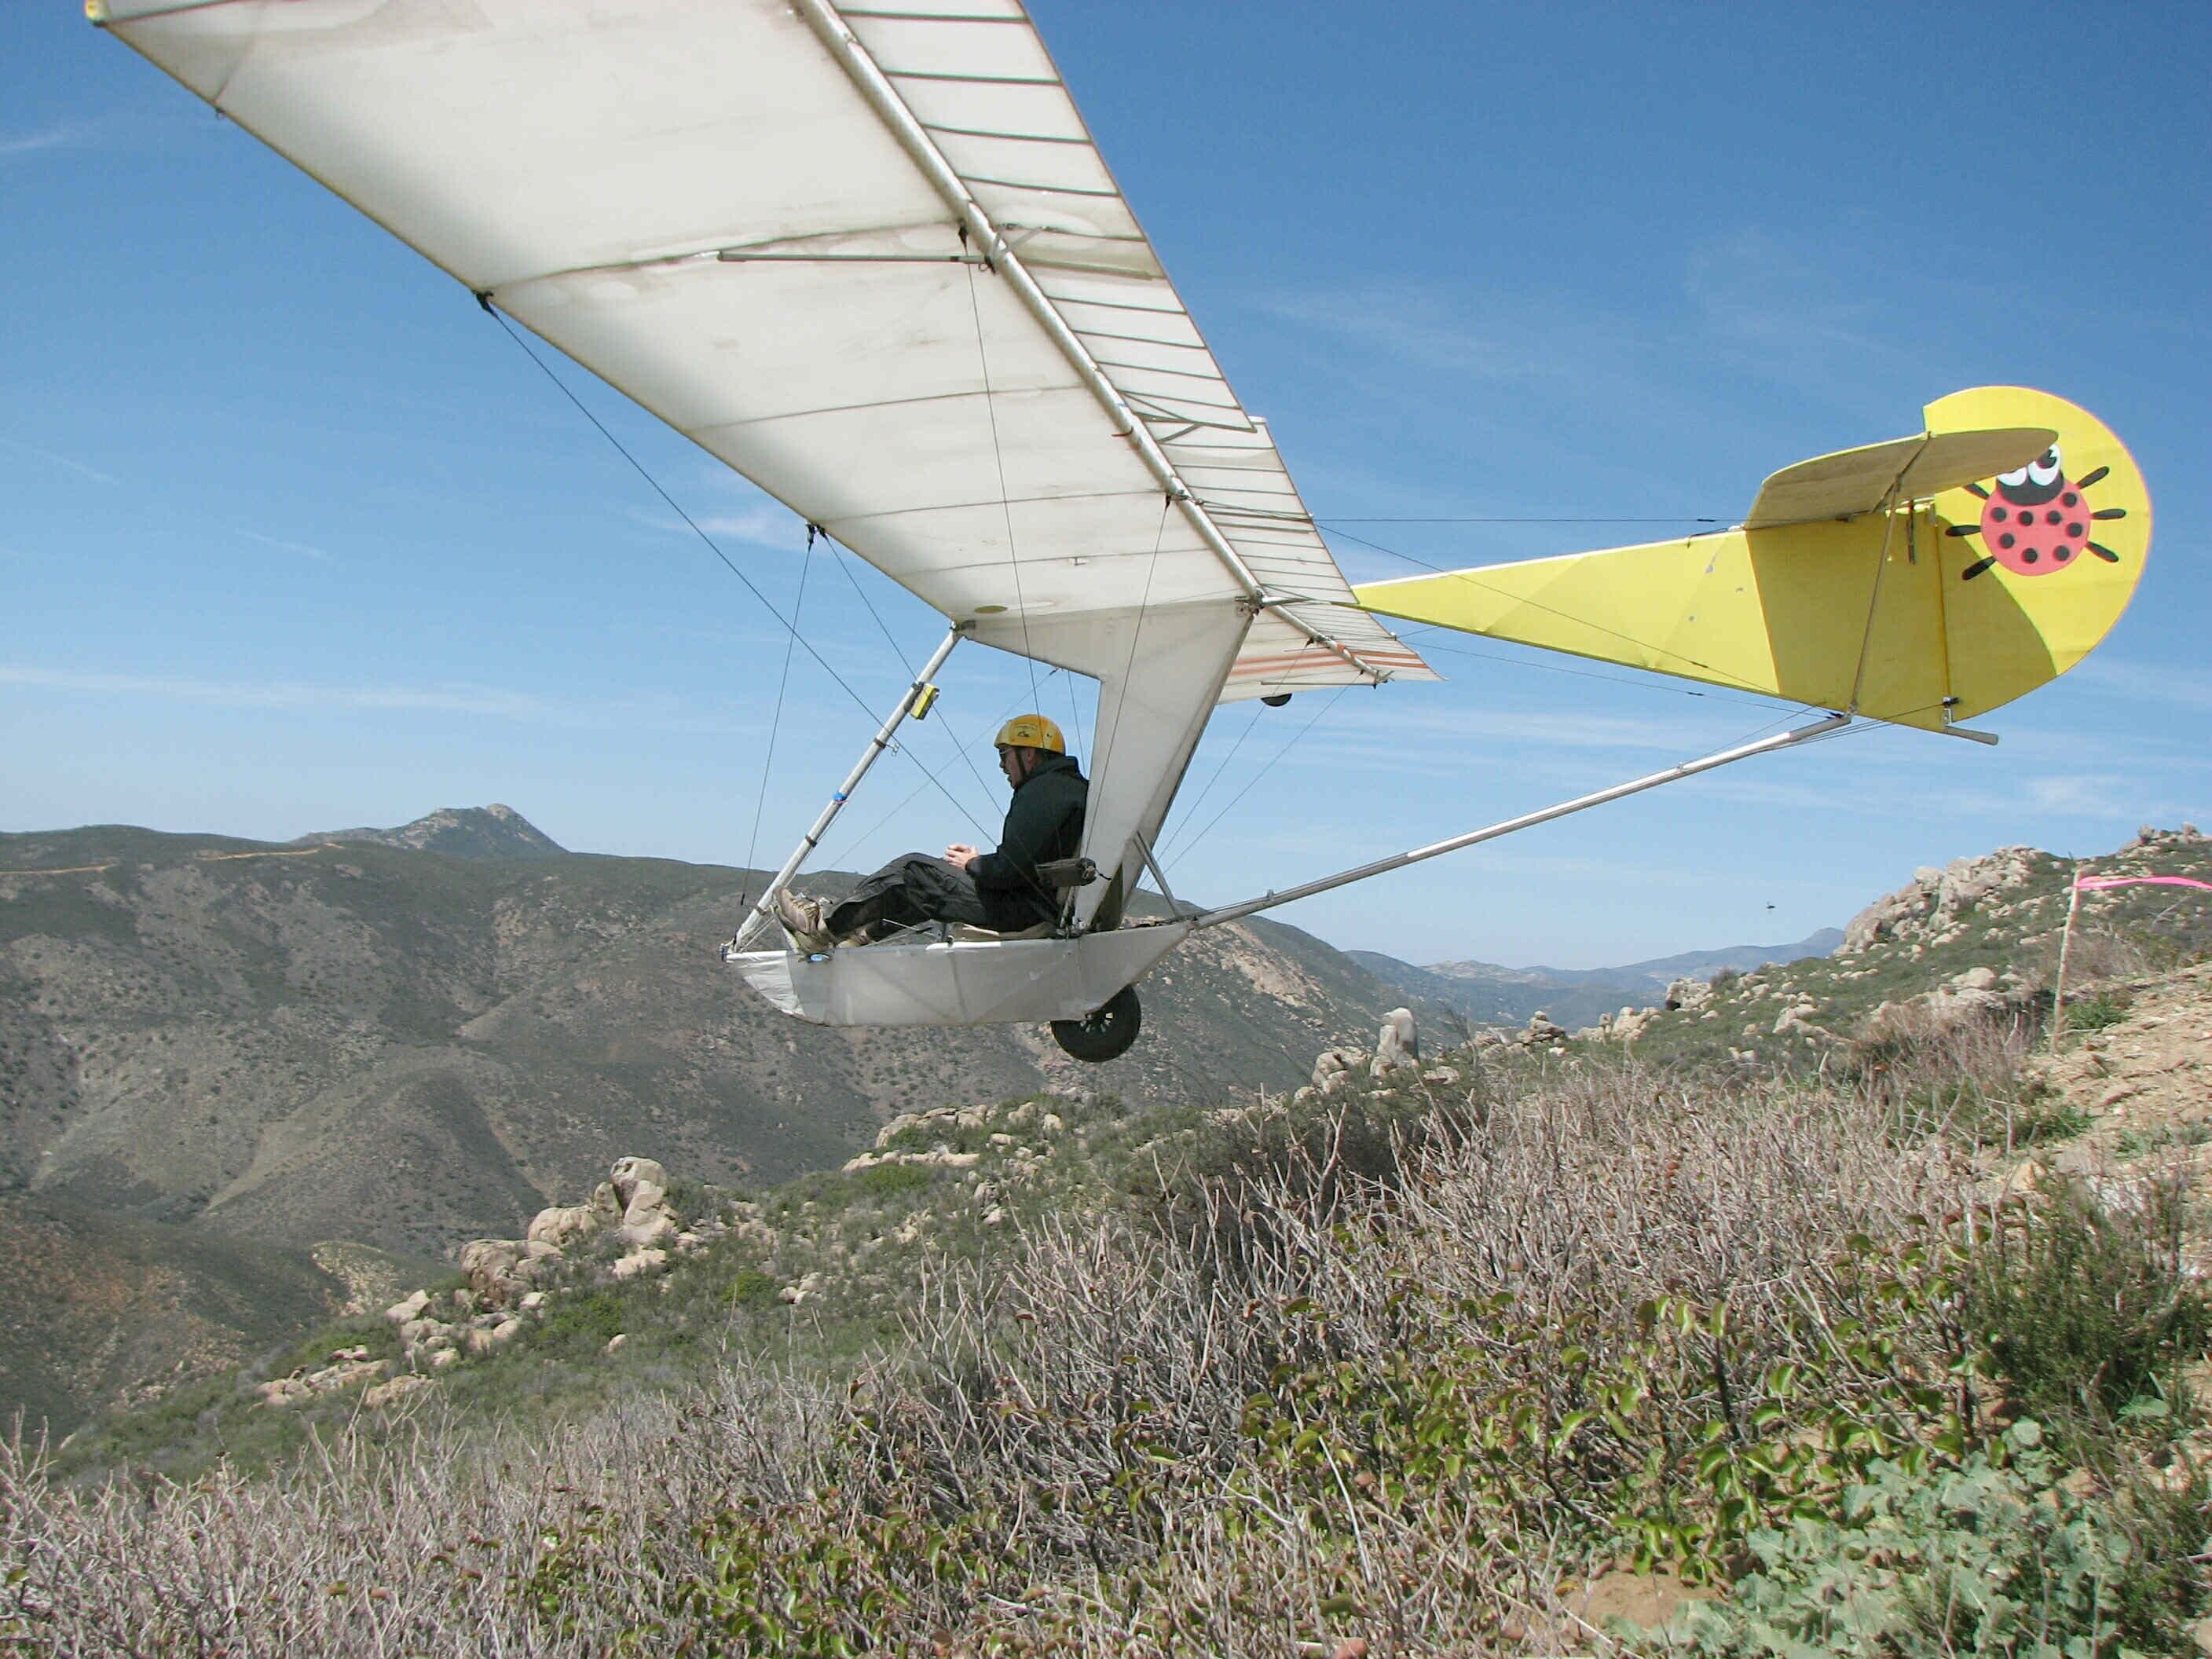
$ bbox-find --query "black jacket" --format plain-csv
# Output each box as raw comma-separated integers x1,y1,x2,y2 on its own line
969,751,1087,910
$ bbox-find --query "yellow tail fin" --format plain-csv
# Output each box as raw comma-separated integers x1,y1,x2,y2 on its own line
1353,387,2149,733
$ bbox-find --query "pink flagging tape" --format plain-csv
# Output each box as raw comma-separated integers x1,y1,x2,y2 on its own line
2075,874,2212,893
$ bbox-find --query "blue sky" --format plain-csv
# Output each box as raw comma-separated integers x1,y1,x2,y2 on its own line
4,2,2206,969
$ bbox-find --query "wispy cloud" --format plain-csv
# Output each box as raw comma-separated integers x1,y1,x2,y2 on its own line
0,666,554,719
0,434,119,485
238,529,334,564
0,123,83,160
0,664,782,738
2023,774,2130,814
1255,285,1606,384
634,504,803,548
2070,656,2212,714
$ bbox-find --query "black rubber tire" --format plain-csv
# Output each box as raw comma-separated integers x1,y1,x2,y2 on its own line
1050,984,1141,1063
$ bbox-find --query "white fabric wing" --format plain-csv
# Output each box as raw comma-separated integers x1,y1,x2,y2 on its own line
99,0,1434,704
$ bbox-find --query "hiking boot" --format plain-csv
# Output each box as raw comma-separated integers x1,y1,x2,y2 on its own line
773,889,837,954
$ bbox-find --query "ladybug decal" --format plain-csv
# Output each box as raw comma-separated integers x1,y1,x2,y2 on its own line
1946,443,2129,580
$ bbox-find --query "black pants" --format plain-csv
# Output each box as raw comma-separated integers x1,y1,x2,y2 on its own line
826,854,1054,939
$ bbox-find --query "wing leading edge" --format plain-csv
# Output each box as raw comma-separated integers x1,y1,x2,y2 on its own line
96,0,1431,705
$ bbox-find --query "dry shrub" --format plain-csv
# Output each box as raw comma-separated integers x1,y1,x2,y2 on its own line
2,1065,1980,1656
1846,1003,2065,1149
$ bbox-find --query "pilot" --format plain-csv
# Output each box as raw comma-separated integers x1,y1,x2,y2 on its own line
775,714,1087,950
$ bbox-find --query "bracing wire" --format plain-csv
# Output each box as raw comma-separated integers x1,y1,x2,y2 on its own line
479,301,993,840
1166,686,1353,864
962,253,1042,709
1086,493,1173,826
738,527,815,905
1155,700,1262,858
815,672,1057,871
820,530,1003,825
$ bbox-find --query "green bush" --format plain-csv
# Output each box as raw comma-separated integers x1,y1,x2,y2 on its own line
851,1162,932,1200
1967,1181,2212,1431
727,1269,778,1309
2064,989,2133,1032
529,1288,631,1357
1664,1423,2134,1658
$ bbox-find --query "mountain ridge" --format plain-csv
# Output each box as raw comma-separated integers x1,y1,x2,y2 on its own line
294,804,568,860
1347,928,1844,1028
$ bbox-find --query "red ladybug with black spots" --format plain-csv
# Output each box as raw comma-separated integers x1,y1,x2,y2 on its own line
1948,443,2128,579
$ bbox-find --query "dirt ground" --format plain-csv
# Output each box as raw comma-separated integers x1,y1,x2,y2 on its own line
2025,960,2212,1226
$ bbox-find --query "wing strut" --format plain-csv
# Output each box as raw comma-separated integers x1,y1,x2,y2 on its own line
1192,713,1851,930
726,621,968,953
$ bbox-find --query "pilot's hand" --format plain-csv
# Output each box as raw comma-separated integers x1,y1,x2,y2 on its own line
945,844,980,870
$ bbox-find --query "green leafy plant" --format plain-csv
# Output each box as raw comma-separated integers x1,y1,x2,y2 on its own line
1662,1423,2134,1658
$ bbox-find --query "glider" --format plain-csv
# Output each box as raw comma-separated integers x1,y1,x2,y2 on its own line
95,2,2151,1062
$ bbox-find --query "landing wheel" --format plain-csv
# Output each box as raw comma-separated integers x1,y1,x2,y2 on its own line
1050,985,1141,1063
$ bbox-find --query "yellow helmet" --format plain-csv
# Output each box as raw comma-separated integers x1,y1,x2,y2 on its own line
994,712,1066,754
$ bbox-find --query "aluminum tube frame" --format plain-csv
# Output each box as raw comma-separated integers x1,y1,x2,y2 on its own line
730,624,966,950
790,0,1394,688
1192,713,1851,931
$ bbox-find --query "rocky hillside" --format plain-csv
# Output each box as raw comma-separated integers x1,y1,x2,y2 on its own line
0,811,1401,1261
27,830,2212,1654
1511,826,2212,1068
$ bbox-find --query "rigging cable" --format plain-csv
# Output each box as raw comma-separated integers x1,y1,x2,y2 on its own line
478,299,991,840
1155,700,1262,857
1086,493,1174,833
1164,685,1353,863
738,526,815,907
819,529,1004,826
962,251,1042,709
814,672,1057,871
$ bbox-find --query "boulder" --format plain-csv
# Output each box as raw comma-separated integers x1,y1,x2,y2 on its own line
1373,1008,1419,1074
611,1246,668,1280
458,1238,528,1307
1311,1047,1366,1095
364,1374,431,1410
255,1377,315,1409
383,1289,430,1326
528,1182,622,1251
1519,1013,1568,1048
611,1156,679,1247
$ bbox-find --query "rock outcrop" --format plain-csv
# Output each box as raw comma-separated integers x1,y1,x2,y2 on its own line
1841,848,2039,954
363,1155,717,1385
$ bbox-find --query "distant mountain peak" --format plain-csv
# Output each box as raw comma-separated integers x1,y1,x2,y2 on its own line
302,804,566,860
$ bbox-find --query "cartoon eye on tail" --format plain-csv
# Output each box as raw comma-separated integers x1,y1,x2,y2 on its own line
1946,443,2130,580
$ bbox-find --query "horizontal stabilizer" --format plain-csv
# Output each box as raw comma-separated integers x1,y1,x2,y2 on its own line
1355,388,2148,733
1745,427,2057,529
